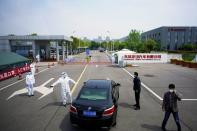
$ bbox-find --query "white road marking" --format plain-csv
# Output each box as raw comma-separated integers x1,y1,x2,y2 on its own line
71,64,88,94
0,79,25,92
182,99,197,101
0,66,55,92
122,68,163,100
122,68,197,101
96,65,98,68
7,78,56,100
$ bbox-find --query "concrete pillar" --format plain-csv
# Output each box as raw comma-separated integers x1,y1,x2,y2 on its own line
32,41,36,60
45,41,50,59
66,41,69,58
56,41,59,61
62,41,65,61
70,42,72,55
32,41,40,60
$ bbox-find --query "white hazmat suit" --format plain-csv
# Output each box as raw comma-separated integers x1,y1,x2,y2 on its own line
111,56,115,65
36,54,40,62
30,63,36,76
26,72,35,96
51,72,76,105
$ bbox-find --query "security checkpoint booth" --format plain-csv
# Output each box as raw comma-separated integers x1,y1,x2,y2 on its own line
112,49,136,65
0,35,73,62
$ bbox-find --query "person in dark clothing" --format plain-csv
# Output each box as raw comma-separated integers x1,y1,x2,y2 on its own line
161,84,182,131
133,72,141,110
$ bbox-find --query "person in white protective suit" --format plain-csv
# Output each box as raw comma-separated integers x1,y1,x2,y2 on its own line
111,55,115,65
36,54,40,62
30,62,36,76
51,72,76,106
26,72,35,97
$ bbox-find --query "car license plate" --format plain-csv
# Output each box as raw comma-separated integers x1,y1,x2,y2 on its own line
83,111,96,117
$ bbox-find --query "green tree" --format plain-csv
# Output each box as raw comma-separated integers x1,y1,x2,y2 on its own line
136,42,146,53
118,41,126,50
89,41,100,49
113,41,120,50
30,33,37,36
71,36,80,50
125,30,141,51
145,39,157,52
178,43,197,51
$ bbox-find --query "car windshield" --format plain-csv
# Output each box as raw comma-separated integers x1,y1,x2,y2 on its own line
79,88,108,101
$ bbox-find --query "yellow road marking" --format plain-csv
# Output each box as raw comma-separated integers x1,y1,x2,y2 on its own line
71,64,88,94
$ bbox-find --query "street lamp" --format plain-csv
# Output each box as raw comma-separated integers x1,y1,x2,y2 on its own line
106,31,114,51
70,31,77,56
106,31,110,51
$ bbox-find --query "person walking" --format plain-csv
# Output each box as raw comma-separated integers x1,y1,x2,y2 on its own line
51,72,76,106
25,72,35,97
133,72,141,110
161,84,182,131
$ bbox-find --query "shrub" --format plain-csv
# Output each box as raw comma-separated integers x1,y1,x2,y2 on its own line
182,54,196,61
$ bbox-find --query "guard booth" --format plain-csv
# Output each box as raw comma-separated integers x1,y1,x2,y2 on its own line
112,49,136,64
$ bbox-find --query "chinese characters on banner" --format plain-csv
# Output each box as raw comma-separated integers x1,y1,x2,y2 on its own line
123,54,168,63
124,54,161,60
0,65,30,81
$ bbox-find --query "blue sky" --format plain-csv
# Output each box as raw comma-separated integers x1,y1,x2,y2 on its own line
0,0,197,39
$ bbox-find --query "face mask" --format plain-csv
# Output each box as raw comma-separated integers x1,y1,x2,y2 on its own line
169,89,174,93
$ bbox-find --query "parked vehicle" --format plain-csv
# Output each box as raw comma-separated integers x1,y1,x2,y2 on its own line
70,79,120,129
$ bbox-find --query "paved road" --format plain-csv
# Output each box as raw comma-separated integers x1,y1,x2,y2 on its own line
0,51,196,131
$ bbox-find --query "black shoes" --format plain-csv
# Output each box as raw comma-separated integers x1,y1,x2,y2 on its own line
133,104,140,110
161,127,166,131
28,94,34,97
134,107,140,110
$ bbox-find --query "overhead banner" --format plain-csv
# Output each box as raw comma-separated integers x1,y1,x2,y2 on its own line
123,53,168,63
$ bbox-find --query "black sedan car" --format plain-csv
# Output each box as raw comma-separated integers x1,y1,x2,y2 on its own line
70,79,120,129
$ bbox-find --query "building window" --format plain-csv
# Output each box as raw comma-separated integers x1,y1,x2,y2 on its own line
175,43,178,50
188,38,191,43
175,32,177,36
168,38,170,43
182,32,185,36
168,32,170,36
168,32,171,43
189,32,191,36
167,44,170,50
182,38,184,43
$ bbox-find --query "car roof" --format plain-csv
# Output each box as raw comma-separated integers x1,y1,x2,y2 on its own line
84,79,111,89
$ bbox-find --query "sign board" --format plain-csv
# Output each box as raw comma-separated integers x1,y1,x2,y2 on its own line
0,65,30,81
86,48,90,56
123,53,168,63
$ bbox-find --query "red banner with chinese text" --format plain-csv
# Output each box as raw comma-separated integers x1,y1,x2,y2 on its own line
0,65,30,81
